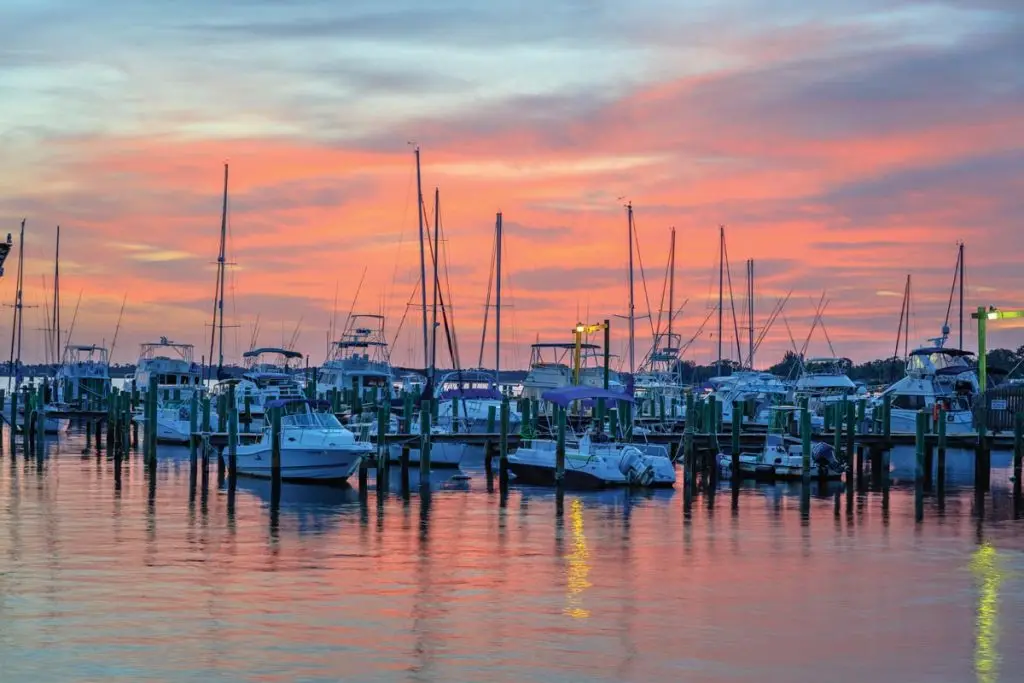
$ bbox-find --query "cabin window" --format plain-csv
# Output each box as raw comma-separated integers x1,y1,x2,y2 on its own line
892,394,926,410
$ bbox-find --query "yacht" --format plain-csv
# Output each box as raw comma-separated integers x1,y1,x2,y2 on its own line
521,342,625,406
507,387,675,489
877,342,978,434
708,371,790,425
317,314,394,402
433,369,520,433
56,344,111,408
792,357,861,426
131,338,204,443
215,347,306,427
235,398,373,483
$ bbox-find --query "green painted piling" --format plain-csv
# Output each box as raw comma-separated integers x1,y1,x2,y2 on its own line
147,375,158,459
451,396,460,434
833,401,844,464
189,392,199,463
227,383,238,492
201,396,211,433
801,400,812,487
658,395,665,423
243,394,252,433
685,391,694,430
217,393,227,432
377,403,389,472
9,386,18,446
499,397,509,490
555,406,566,486
270,405,282,484
609,408,619,439
431,396,439,422
915,410,926,521
707,394,718,451
846,400,856,486
352,391,362,418
419,400,432,475
882,393,892,444
486,404,496,435
731,401,741,483
521,399,532,440
624,401,634,442
824,403,833,432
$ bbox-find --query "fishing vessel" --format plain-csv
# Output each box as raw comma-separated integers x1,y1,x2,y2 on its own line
877,340,978,434
792,357,859,426
215,347,306,426
317,314,394,401
708,371,790,425
507,387,675,489
235,398,372,484
56,345,111,408
131,338,204,443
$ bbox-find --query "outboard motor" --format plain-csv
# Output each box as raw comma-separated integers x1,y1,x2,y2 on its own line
619,447,655,486
811,442,841,474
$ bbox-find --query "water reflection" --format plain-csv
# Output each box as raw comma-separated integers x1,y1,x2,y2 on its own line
971,543,1003,683
564,498,591,619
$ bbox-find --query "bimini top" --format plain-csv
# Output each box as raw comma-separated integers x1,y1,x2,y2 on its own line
909,347,974,357
541,386,634,407
243,347,303,359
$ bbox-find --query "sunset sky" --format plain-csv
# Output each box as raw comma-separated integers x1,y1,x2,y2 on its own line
1,0,1022,370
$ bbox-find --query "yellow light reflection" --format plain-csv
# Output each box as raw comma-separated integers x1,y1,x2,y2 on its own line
970,543,1003,683
564,498,591,619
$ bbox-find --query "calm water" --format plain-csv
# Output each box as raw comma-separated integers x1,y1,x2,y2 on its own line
1,424,1022,682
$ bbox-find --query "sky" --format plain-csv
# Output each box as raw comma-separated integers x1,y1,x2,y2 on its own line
1,0,1022,370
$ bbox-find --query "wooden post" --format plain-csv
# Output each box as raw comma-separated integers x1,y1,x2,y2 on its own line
882,393,892,447
402,391,413,433
521,399,532,440
451,396,459,434
487,404,496,434
217,392,227,432
555,405,566,487
730,400,741,484
846,400,856,489
419,400,431,476
270,405,282,487
147,374,158,460
227,383,238,499
1013,412,1022,508
377,403,389,484
801,400,812,487
828,400,842,486
915,410,925,522
499,397,509,492
243,393,252,433
400,444,410,493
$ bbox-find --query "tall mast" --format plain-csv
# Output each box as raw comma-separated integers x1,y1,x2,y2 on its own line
415,147,429,373
667,226,676,359
958,242,964,349
8,220,25,384
717,225,724,376
495,212,502,383
429,187,440,382
208,163,228,381
747,258,754,370
627,203,635,376
53,225,60,364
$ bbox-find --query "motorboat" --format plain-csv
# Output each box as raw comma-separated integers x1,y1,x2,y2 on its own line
214,347,306,427
131,337,204,444
317,314,394,402
235,398,373,484
507,387,675,489
56,344,111,408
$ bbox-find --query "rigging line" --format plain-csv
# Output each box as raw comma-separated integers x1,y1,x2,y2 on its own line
501,227,522,372
388,162,416,309
434,198,462,370
389,278,420,354
678,308,716,356
782,315,800,355
819,316,838,359
943,246,960,331
41,275,52,366
109,293,128,363
752,292,791,356
654,231,671,343
328,280,339,360
630,212,657,341
477,225,497,368
894,275,909,361
800,293,828,357
335,267,368,364
64,290,83,354
723,237,743,365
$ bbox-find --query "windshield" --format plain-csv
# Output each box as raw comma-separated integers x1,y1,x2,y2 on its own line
282,411,343,429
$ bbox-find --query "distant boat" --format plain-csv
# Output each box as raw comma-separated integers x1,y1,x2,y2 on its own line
317,313,394,401
876,340,977,435
235,398,372,484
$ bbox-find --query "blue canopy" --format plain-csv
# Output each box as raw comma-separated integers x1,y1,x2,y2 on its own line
541,386,634,407
265,398,328,410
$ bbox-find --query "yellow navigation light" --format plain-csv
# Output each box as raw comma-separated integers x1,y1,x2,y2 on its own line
972,306,1024,394
572,320,609,385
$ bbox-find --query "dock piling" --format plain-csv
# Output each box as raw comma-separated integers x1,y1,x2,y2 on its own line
499,397,509,493
915,410,925,522
555,405,566,488
420,400,432,476
270,405,282,492
227,384,238,508
730,401,740,485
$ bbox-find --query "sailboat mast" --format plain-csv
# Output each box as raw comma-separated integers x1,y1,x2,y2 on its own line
217,163,228,377
429,187,440,381
717,225,724,376
208,163,228,381
53,225,60,364
415,147,430,375
667,226,675,357
958,242,964,349
495,212,502,383
8,220,24,384
627,203,635,376
14,220,25,384
747,258,754,370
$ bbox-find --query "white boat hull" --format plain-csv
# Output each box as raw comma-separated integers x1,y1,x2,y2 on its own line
890,408,973,434
508,440,675,489
235,446,365,483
